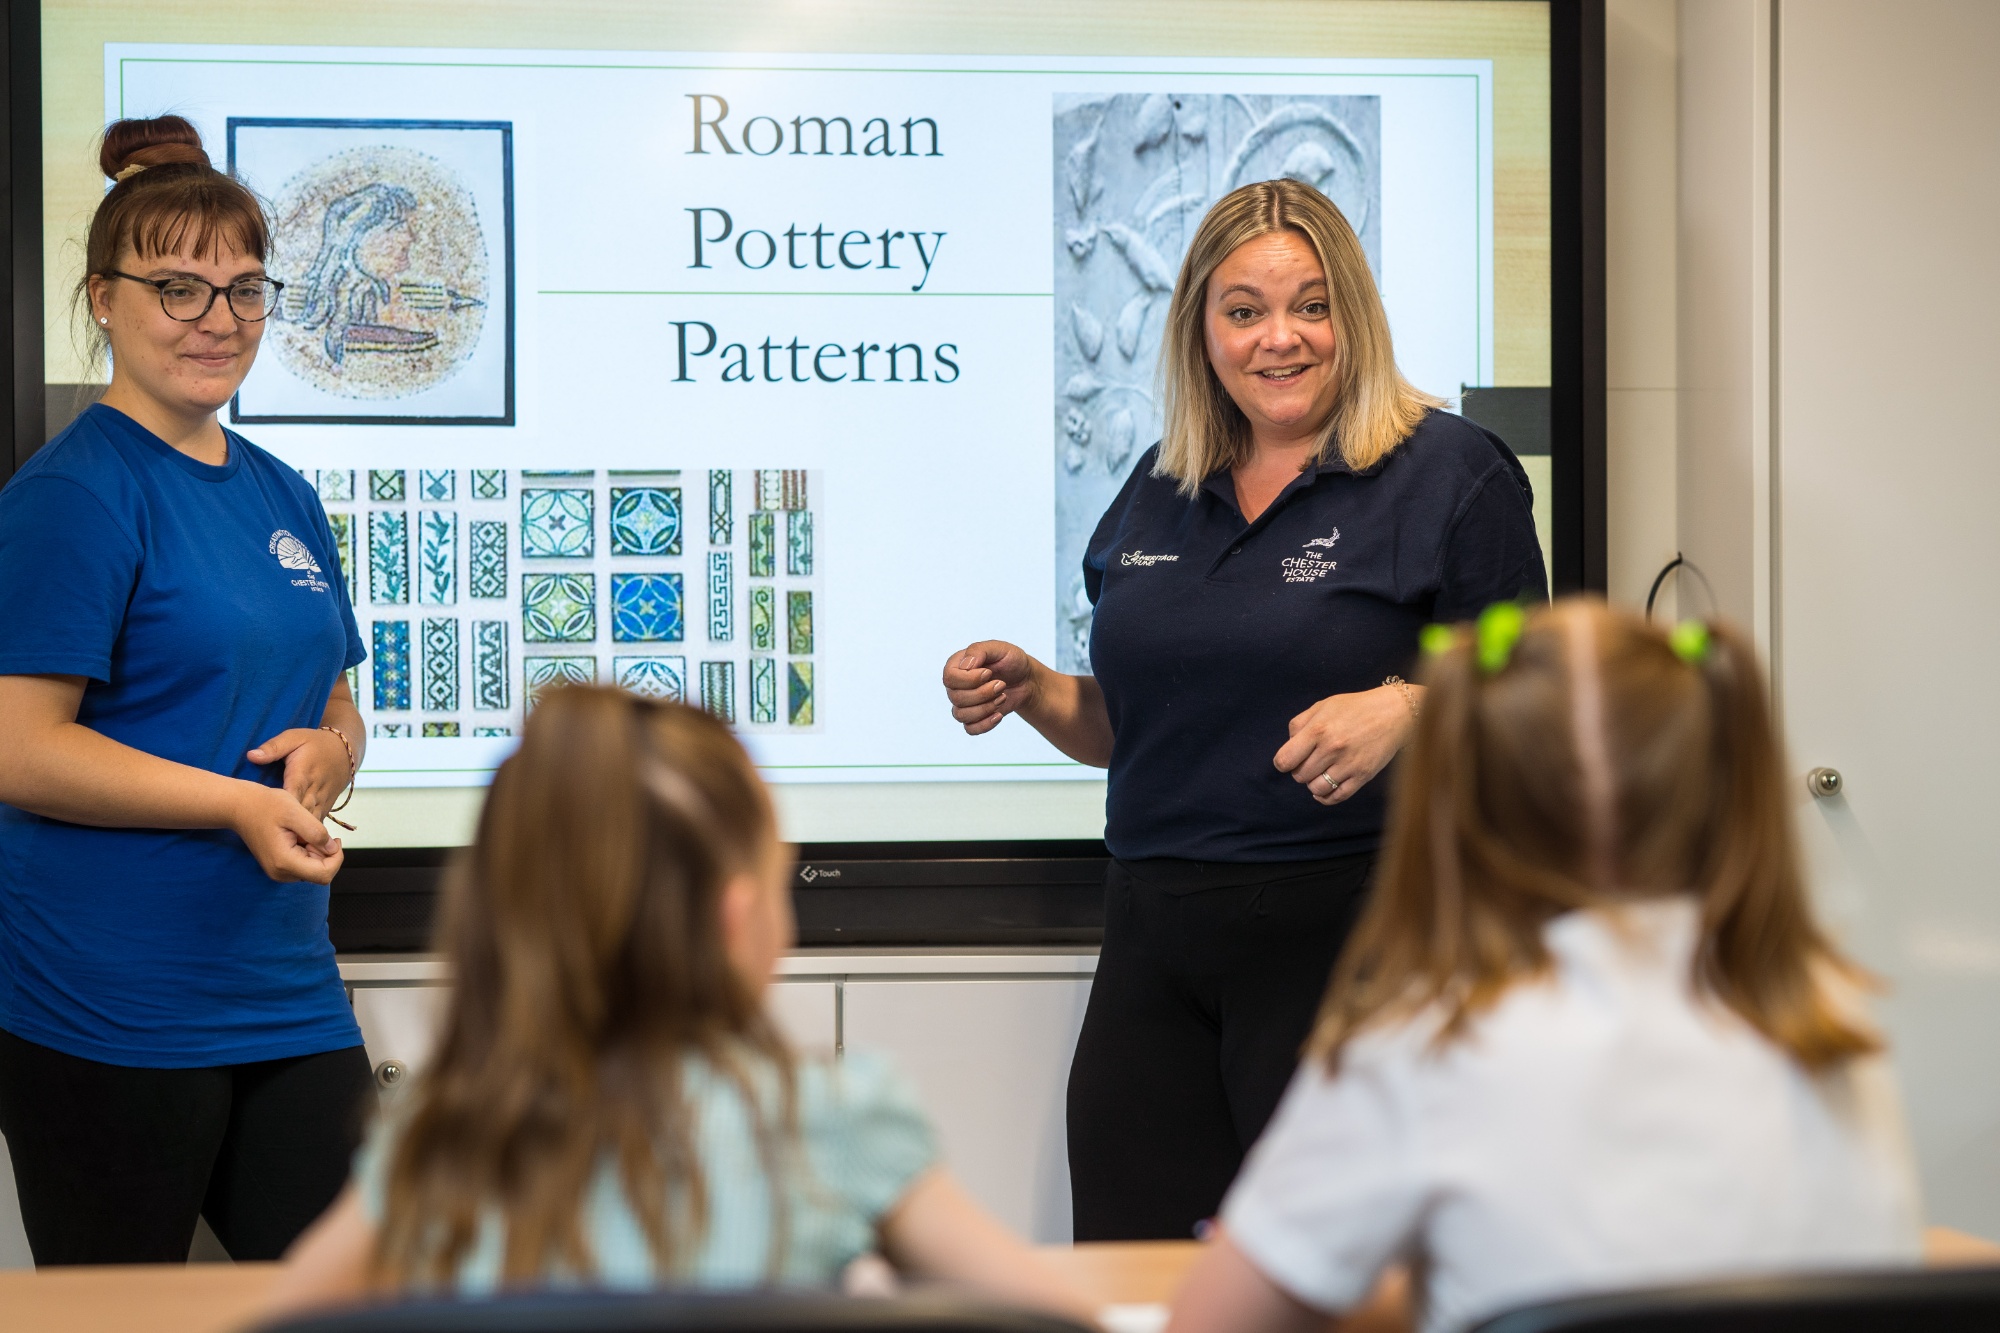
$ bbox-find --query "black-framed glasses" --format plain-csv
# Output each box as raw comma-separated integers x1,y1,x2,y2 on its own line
104,270,286,323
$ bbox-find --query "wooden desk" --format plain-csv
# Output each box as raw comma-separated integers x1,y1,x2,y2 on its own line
1,1231,1992,1333
0,1245,1196,1333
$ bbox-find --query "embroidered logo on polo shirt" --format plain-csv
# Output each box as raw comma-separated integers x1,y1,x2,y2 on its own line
1281,528,1339,583
1120,550,1179,567
270,529,330,593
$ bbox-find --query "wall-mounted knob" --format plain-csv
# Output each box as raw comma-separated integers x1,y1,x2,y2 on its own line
1807,767,1843,799
374,1059,406,1088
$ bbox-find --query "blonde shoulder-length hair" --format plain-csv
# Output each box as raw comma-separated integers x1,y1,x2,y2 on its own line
1156,178,1440,494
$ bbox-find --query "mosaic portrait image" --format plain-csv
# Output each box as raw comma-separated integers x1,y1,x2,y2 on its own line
1050,93,1380,670
228,119,514,424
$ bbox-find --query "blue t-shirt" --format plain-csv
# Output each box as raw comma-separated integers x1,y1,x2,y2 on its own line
0,404,365,1067
1086,409,1548,863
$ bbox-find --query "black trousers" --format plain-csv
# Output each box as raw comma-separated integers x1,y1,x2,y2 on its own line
0,1027,374,1265
1067,852,1375,1240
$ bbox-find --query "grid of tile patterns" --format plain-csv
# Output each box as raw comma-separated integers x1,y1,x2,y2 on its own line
311,468,821,739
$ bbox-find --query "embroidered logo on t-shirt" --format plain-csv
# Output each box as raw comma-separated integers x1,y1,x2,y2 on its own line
1120,550,1179,567
270,530,330,593
1281,528,1339,583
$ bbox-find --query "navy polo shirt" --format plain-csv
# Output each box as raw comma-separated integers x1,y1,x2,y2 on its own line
1085,408,1547,863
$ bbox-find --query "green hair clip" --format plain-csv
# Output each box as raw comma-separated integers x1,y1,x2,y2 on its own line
1669,619,1712,665
1419,623,1458,658
1475,601,1527,674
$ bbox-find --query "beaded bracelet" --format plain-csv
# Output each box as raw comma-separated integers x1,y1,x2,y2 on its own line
319,724,358,832
1383,675,1421,719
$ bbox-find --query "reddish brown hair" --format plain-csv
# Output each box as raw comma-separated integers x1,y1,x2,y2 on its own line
373,687,795,1286
1310,598,1878,1073
77,116,270,352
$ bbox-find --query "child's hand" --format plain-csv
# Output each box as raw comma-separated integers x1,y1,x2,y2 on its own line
1274,685,1415,806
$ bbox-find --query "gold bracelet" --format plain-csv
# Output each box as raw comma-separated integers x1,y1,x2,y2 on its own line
1383,675,1420,719
319,725,358,832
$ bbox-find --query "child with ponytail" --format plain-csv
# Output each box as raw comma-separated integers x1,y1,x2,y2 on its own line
1169,599,1922,1333
270,686,1090,1315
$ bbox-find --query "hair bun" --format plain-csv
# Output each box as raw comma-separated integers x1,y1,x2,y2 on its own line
100,114,210,182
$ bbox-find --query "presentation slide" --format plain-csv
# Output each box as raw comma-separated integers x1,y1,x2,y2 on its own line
41,4,1551,844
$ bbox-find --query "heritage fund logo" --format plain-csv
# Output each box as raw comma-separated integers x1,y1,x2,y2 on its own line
1282,527,1339,583
1120,550,1180,567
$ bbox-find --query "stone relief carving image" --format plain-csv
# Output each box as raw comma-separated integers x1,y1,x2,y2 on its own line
1051,93,1380,670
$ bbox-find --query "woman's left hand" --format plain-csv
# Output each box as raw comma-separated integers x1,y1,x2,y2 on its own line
248,727,353,819
1274,685,1419,806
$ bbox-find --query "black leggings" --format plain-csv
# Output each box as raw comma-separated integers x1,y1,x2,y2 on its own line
0,1027,374,1265
1067,853,1374,1240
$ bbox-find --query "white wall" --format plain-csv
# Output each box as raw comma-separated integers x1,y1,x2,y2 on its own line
1674,0,2000,1237
1606,0,1682,614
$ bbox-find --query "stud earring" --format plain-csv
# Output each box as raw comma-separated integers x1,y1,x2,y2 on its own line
99,317,108,325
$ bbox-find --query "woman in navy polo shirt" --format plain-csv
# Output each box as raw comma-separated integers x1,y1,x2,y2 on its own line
0,117,371,1263
943,179,1545,1239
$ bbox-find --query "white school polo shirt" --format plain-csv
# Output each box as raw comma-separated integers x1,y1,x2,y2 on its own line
1222,897,1923,1333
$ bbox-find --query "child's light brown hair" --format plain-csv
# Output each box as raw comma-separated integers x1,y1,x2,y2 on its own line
1310,598,1878,1072
373,686,794,1286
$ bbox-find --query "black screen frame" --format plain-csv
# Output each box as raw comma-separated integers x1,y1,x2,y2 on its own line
0,0,1605,947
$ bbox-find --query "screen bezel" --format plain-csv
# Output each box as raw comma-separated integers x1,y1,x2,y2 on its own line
0,1,1605,946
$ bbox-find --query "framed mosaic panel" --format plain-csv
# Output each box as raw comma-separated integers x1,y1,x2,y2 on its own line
371,619,410,711
522,488,594,559
368,510,408,604
609,486,681,556
708,552,732,641
325,512,358,602
750,656,778,724
748,511,776,578
609,572,684,643
418,510,457,604
525,654,596,710
700,660,736,723
473,620,509,710
228,118,515,426
788,661,815,726
615,655,687,703
468,520,508,599
422,617,459,711
523,572,596,643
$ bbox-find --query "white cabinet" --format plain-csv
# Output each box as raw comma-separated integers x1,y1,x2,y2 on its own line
351,984,448,1081
346,976,842,1079
766,980,838,1058
842,976,1091,1244
336,951,1094,1243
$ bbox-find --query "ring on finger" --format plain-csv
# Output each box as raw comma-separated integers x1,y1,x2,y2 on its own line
1316,770,1341,793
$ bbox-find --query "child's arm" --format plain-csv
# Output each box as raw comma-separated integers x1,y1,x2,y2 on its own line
1167,1228,1410,1333
876,1167,1101,1323
263,1184,377,1317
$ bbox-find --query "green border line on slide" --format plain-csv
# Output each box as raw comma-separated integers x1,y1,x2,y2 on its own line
121,55,1483,80
366,762,1097,775
539,291,1052,298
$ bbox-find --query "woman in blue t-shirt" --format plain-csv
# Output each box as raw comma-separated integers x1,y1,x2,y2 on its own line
941,180,1546,1241
0,117,373,1263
